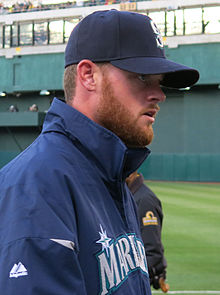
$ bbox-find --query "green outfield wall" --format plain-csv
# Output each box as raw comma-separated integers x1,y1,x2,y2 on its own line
140,86,220,181
140,153,220,182
0,53,64,93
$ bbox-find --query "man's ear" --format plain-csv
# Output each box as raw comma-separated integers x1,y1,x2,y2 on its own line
77,60,99,91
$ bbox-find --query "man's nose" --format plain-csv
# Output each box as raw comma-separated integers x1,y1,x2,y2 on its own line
158,87,166,103
146,86,166,103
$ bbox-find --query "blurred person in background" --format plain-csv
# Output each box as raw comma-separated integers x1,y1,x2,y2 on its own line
28,103,38,112
8,105,19,112
126,171,169,293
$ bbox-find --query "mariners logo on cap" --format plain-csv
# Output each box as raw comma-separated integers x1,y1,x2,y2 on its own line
150,19,164,49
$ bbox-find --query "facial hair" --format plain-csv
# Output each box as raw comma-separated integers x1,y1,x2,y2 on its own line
95,76,155,148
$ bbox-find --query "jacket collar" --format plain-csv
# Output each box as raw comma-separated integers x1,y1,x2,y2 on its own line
42,98,150,181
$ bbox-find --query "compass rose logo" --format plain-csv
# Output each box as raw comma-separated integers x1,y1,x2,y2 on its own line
96,225,112,257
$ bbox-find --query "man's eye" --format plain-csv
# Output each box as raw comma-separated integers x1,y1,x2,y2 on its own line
137,75,146,82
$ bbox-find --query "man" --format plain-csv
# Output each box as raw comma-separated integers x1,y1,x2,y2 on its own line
0,10,199,295
126,171,169,293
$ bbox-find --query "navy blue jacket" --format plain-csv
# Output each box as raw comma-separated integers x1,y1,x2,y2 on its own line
0,98,151,295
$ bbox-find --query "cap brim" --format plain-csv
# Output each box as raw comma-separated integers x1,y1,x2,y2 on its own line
110,57,199,89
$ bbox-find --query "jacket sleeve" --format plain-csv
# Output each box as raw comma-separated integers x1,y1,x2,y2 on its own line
0,169,88,295
0,238,88,295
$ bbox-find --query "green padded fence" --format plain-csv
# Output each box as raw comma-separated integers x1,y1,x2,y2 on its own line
140,153,220,182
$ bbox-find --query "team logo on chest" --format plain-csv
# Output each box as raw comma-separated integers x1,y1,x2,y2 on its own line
96,225,148,295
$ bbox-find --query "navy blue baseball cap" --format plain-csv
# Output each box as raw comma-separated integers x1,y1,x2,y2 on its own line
65,9,199,89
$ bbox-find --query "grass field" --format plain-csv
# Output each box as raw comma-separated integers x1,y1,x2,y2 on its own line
145,181,220,294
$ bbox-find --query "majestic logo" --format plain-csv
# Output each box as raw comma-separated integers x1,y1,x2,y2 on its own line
142,211,158,226
9,262,28,278
150,19,164,49
96,225,148,295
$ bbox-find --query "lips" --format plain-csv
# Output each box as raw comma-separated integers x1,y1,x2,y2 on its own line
142,109,158,123
144,109,158,118
145,111,156,117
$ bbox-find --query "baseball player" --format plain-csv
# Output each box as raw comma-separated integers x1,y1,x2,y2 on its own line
0,10,198,295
